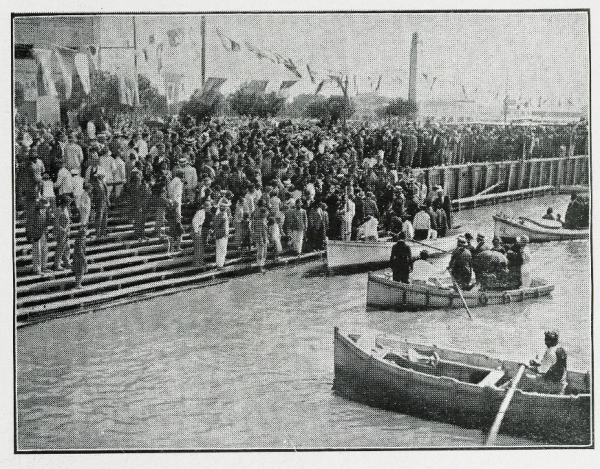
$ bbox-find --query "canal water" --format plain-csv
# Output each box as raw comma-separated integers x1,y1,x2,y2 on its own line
16,194,591,449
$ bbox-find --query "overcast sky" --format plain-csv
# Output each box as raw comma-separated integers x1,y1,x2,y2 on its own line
98,12,589,105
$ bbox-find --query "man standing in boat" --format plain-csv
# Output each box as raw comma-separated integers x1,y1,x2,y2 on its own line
528,330,568,394
390,231,412,283
448,236,473,290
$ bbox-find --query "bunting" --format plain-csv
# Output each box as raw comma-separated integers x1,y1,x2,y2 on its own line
429,76,437,91
375,75,382,92
246,80,269,92
279,80,298,90
245,42,270,60
306,64,316,84
32,48,57,97
216,28,241,52
86,44,99,70
202,77,227,94
315,80,325,95
283,58,302,78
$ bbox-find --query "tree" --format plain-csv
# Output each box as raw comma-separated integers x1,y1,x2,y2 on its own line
229,87,285,118
387,98,419,120
304,95,329,120
326,95,356,123
179,89,224,123
138,74,167,117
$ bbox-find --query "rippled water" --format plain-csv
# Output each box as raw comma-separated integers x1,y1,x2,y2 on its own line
16,194,591,449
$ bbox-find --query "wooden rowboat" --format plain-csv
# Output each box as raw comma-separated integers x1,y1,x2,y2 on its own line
366,271,554,310
493,215,589,243
326,237,456,271
333,327,591,445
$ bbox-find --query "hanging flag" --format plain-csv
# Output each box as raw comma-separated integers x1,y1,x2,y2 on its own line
429,76,437,91
201,77,227,94
86,44,99,70
375,75,382,92
32,48,57,97
368,76,373,91
268,50,284,64
157,43,164,72
53,48,72,99
74,53,91,94
283,58,302,78
167,28,184,47
422,72,428,81
216,28,241,52
247,80,269,92
245,42,270,60
315,80,325,95
558,99,562,107
328,74,343,89
461,84,467,97
306,64,316,84
279,80,298,90
354,75,358,94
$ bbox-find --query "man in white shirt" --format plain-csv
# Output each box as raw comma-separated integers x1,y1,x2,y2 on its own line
180,158,198,204
112,152,127,203
410,251,444,287
340,193,355,241
527,330,568,394
54,160,73,197
168,170,184,216
64,134,84,174
135,132,149,162
98,149,116,200
412,205,431,240
191,201,210,266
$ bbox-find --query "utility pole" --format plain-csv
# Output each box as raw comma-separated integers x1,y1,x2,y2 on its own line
201,16,206,87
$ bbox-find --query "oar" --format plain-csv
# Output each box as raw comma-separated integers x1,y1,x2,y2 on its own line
451,278,473,319
485,364,527,446
411,238,451,254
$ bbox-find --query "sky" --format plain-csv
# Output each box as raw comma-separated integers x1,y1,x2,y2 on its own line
90,12,591,106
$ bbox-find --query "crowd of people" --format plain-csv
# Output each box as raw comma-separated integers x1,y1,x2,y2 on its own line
15,113,588,279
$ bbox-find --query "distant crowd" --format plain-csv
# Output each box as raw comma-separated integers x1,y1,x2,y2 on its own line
16,112,589,277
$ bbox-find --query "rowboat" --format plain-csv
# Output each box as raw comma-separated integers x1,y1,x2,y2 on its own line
326,236,456,271
366,271,554,310
493,215,589,243
333,327,591,445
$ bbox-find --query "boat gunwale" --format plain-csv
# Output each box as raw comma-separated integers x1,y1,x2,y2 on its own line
492,215,589,237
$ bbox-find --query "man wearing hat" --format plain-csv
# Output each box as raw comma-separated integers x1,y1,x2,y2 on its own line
180,157,198,204
91,170,110,239
29,197,50,275
213,200,230,269
473,233,493,257
191,201,211,266
168,169,184,217
53,194,73,271
64,133,83,175
448,236,473,290
130,171,151,241
527,330,568,394
54,158,74,200
390,231,413,283
517,235,532,287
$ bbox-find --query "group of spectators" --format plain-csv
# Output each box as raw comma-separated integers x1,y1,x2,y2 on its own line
15,113,588,279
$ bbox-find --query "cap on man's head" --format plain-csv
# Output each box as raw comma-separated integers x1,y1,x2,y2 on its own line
457,236,467,245
464,232,473,241
544,330,559,340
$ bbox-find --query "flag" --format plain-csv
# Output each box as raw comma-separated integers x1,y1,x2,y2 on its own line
32,48,57,96
269,51,284,64
422,72,428,81
461,84,467,97
284,58,302,78
53,48,72,99
157,43,164,72
216,28,241,52
306,64,316,84
279,80,297,90
245,42,269,60
247,80,269,92
86,44,99,70
429,76,437,91
375,75,382,92
74,53,91,94
354,75,358,94
328,74,343,89
315,80,325,94
202,77,227,94
167,28,184,47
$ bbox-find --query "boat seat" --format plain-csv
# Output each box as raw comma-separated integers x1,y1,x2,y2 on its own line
477,368,505,387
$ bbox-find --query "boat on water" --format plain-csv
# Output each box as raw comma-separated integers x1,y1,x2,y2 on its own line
333,327,591,445
326,236,456,271
366,271,554,310
493,215,589,243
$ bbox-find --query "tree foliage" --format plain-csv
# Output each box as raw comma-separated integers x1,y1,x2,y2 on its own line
228,87,285,118
179,89,224,123
303,95,355,123
387,98,419,120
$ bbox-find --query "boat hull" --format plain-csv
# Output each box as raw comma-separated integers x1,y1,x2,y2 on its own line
327,237,455,271
366,272,554,310
333,328,591,446
493,216,589,243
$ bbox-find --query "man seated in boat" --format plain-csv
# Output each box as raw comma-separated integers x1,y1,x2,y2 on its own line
448,236,473,290
523,330,568,395
410,250,448,288
472,233,493,257
542,207,556,221
491,236,506,255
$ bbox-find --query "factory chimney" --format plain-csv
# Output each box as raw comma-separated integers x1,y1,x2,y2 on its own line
408,32,418,103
